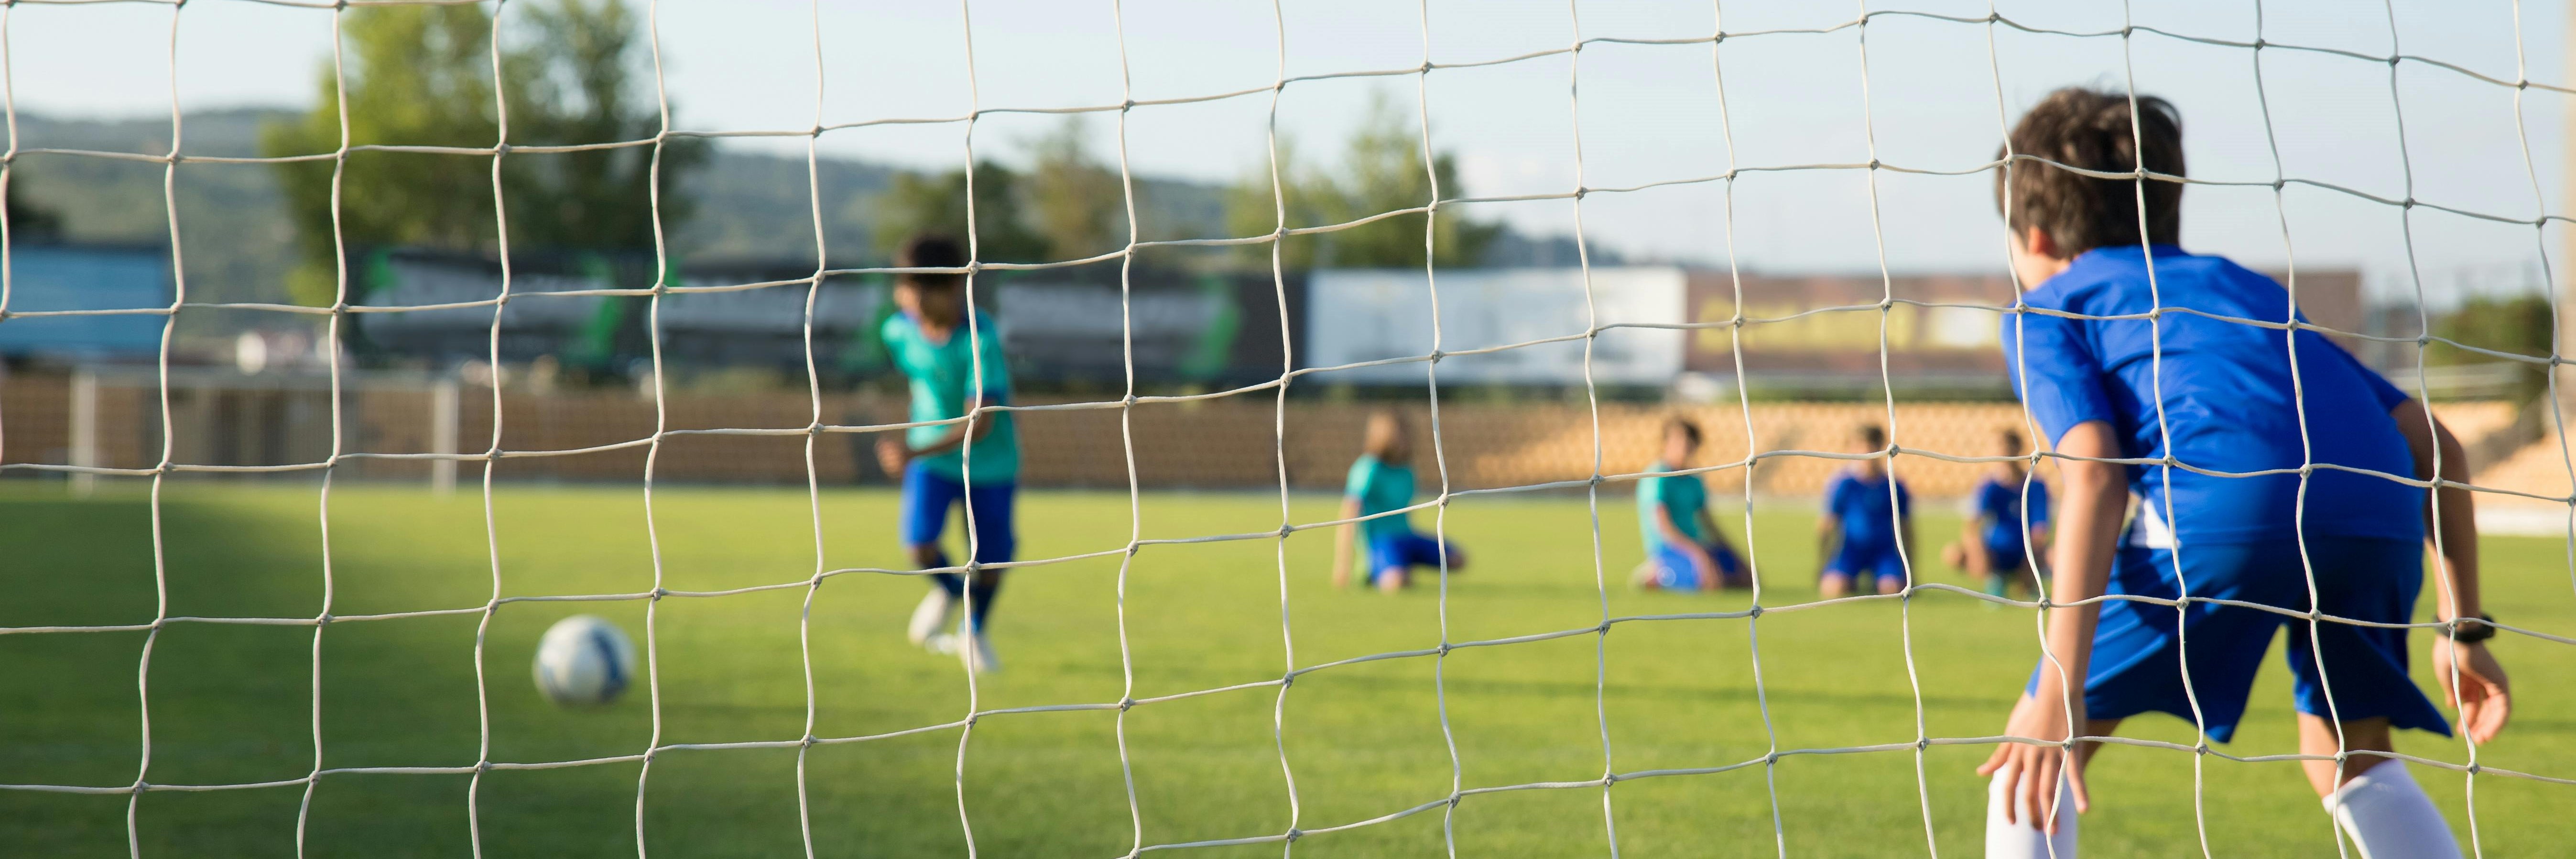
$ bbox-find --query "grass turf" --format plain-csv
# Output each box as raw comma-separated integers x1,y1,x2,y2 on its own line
1,482,2570,858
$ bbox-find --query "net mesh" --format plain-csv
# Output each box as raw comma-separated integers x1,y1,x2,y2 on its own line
0,1,2569,857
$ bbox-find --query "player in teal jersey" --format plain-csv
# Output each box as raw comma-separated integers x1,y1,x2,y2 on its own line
875,235,1019,674
1331,410,1467,594
1631,417,1747,591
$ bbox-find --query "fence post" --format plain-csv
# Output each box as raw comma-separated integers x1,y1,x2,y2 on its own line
69,368,97,497
430,378,459,497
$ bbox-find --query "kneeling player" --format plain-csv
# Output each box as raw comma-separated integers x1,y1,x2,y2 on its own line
1978,88,2508,859
1943,427,2052,600
1332,410,1467,593
1817,423,1913,597
877,234,1017,674
1633,417,1748,591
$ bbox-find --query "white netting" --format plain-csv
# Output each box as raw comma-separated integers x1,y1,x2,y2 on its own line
0,2,2569,858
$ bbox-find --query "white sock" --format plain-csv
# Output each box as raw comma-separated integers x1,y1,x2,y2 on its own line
2325,761,2460,859
1987,765,2079,859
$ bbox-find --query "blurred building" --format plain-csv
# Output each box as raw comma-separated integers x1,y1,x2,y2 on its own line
0,243,174,363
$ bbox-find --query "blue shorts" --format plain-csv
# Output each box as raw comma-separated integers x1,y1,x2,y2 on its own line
899,463,1016,565
1652,540,1742,590
1824,541,1908,587
1985,540,2027,576
2027,538,2448,743
1366,531,1456,584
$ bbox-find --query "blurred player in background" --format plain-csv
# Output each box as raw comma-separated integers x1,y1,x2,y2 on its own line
878,234,1017,674
1944,427,2052,601
1632,417,1748,592
1976,87,2507,859
1333,409,1467,593
1817,423,1913,597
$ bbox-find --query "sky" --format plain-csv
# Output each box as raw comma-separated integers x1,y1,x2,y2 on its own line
12,0,2574,302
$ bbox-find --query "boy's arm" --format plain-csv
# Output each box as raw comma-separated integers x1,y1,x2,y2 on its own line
1654,504,1714,571
1979,419,2127,829
881,395,1003,465
1815,513,1841,572
1696,507,1730,551
2391,402,2510,743
1332,496,1361,589
1960,515,1990,573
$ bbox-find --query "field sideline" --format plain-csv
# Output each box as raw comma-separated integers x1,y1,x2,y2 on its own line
1,484,2569,858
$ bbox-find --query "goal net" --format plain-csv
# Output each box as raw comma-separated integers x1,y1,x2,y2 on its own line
0,1,2567,857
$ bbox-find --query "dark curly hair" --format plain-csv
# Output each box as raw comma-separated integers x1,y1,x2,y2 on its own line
1995,87,2185,258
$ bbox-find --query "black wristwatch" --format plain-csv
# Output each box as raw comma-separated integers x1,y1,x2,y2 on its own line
2447,613,2498,644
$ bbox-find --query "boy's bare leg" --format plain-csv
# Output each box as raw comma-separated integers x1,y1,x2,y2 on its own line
2299,716,2394,794
2304,715,2461,858
1819,573,1852,598
1377,566,1407,594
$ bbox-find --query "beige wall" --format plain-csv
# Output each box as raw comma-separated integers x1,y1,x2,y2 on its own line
1,373,2525,498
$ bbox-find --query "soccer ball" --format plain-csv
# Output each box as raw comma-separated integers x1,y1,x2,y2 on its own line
533,614,638,707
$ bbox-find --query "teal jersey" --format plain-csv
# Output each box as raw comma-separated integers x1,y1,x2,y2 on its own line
882,311,1019,484
1344,455,1415,542
1636,462,1709,550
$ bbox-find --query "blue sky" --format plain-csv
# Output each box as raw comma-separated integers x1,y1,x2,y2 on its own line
14,0,2572,302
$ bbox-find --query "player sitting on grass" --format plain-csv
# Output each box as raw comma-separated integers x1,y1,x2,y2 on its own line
1816,423,1913,598
1978,87,2507,859
1332,409,1466,593
877,234,1017,674
1632,417,1748,592
1943,427,2051,601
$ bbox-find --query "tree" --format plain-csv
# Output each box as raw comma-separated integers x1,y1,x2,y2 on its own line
263,0,702,307
1225,91,1498,269
2431,293,2554,402
504,0,706,252
1022,116,1125,261
873,161,1047,264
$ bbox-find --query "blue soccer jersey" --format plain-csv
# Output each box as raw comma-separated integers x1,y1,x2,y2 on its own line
2001,245,2420,544
883,311,1019,485
1825,468,1910,553
1973,474,2049,556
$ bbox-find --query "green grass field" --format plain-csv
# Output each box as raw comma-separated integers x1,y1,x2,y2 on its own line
2,482,2570,857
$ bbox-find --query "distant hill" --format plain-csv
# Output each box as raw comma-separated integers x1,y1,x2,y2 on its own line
5,110,1595,308
2,110,1237,305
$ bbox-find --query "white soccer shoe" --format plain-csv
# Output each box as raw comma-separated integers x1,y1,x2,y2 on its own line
966,632,1002,674
906,589,956,647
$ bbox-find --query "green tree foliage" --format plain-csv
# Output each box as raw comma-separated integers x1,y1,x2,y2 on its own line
872,161,1048,264
2430,293,2554,402
505,0,707,252
1225,92,1498,269
263,0,702,306
1022,117,1126,261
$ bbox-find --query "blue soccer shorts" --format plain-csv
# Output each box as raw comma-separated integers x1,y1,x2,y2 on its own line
1984,539,2028,576
1366,531,1457,585
1652,540,1742,590
899,463,1017,565
1824,541,1908,589
2026,537,2449,743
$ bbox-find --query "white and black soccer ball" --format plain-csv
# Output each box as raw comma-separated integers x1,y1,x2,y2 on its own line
533,614,637,707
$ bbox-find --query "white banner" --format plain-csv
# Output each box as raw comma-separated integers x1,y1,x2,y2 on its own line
1304,267,1687,385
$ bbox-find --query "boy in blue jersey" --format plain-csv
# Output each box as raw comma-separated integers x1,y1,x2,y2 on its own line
1332,410,1467,594
1816,423,1913,598
1632,417,1748,591
1943,428,2052,600
1977,88,2507,859
875,235,1018,674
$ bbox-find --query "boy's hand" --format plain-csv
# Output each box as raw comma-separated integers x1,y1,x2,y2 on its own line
1978,690,2091,833
875,437,913,477
1690,549,1720,591
2433,637,2511,745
